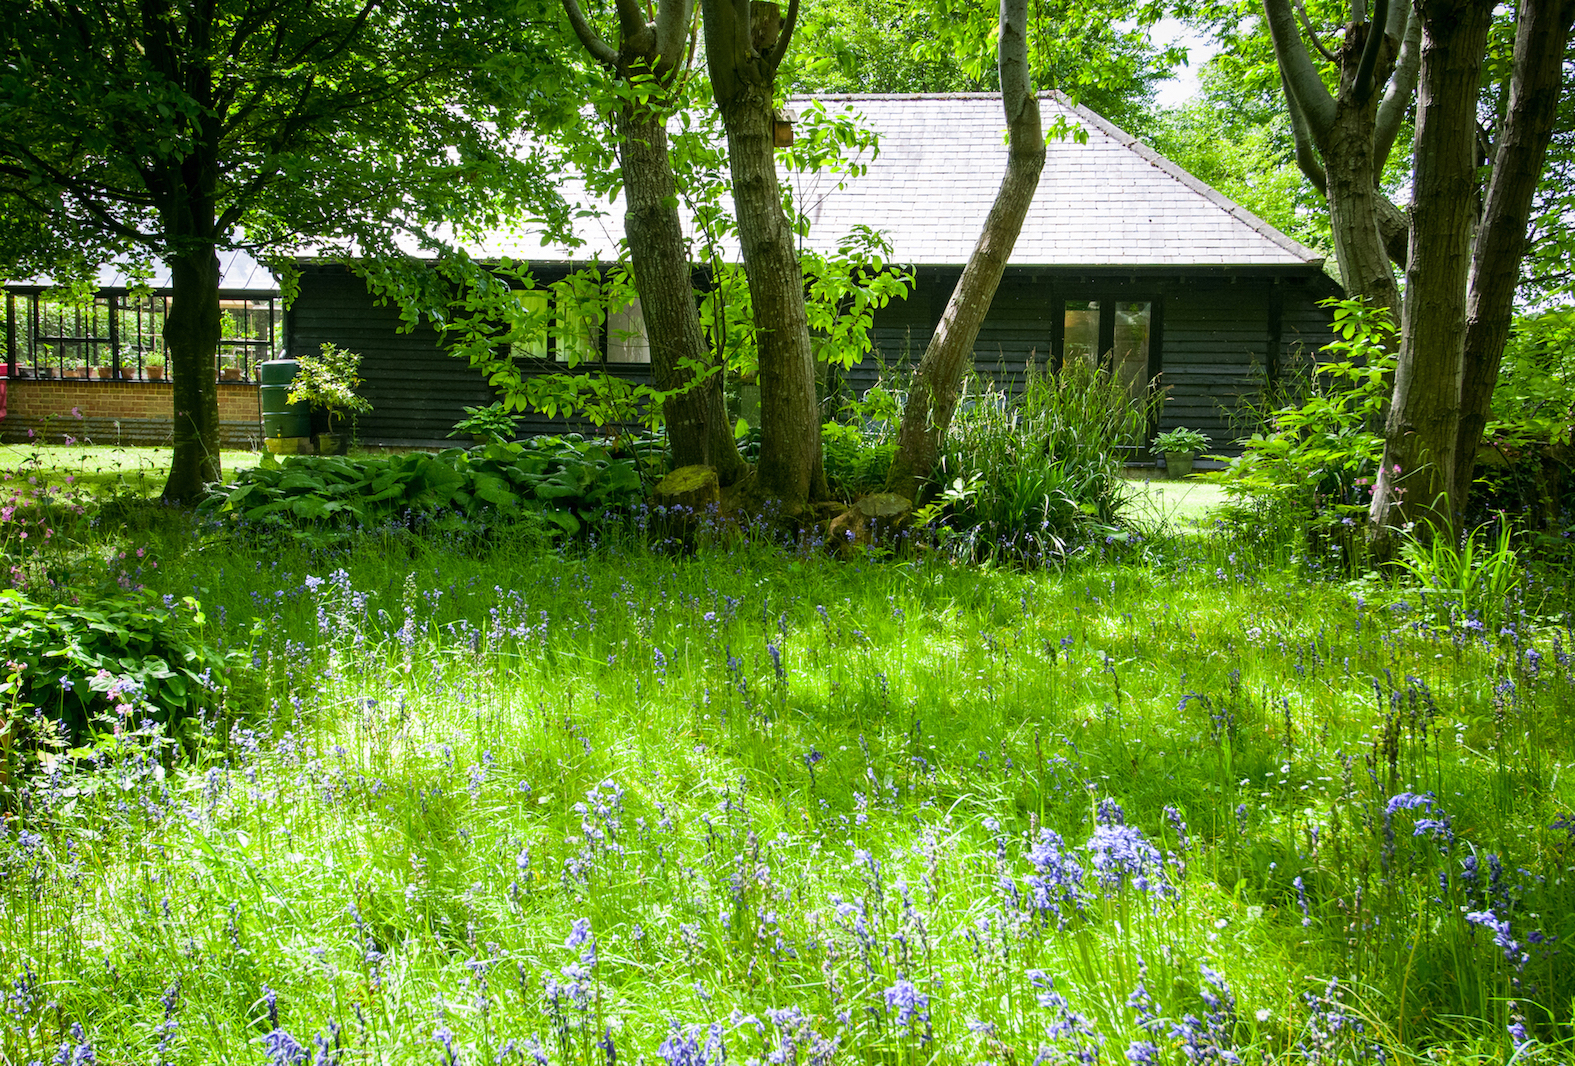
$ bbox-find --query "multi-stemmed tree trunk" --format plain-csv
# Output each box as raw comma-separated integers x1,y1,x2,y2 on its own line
884,0,1044,504
1263,0,1419,320
1367,0,1574,541
700,0,827,511
1367,0,1492,540
1450,0,1575,509
562,0,746,484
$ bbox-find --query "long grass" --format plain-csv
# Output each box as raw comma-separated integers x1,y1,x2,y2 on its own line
1,447,1574,1065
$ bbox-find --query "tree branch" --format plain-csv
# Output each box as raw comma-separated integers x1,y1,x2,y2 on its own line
1352,0,1390,101
1281,69,1329,191
1373,3,1420,167
765,0,798,72
614,0,655,52
653,0,691,67
1375,192,1408,265
1294,0,1339,62
1263,0,1337,135
998,0,1030,121
561,0,618,66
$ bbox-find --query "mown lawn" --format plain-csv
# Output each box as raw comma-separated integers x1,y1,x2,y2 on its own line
1,446,1572,1065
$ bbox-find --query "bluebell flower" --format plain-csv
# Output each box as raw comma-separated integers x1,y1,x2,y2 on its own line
1088,824,1169,897
262,1027,308,1066
1125,1040,1159,1064
883,978,930,1031
1025,829,1087,927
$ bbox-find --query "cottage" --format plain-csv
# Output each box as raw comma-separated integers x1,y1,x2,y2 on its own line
287,92,1341,452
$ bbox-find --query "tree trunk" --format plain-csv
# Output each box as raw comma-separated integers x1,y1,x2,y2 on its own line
885,0,1044,503
617,106,747,485
702,0,826,512
162,243,223,502
1324,43,1402,319
1264,0,1408,322
1368,0,1493,543
1450,0,1575,511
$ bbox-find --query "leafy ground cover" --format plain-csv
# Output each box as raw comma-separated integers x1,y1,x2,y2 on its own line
1,446,1572,1065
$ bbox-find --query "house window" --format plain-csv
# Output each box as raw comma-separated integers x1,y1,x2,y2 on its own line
515,291,549,360
556,279,601,364
1063,300,1100,367
1113,301,1152,405
1054,295,1158,408
606,295,650,364
512,276,650,365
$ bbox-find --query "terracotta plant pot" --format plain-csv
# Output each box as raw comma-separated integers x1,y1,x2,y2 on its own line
96,366,112,379
221,367,242,381
119,368,135,380
146,366,164,381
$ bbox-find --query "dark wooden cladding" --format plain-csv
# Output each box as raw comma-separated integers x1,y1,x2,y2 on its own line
290,263,1339,454
853,268,1340,454
286,265,656,448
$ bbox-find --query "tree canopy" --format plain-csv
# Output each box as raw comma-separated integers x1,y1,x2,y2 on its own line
1,0,582,498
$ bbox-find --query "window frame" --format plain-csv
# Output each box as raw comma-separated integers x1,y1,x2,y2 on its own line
1048,288,1163,386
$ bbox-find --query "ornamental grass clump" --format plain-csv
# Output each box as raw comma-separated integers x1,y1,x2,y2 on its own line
927,358,1158,562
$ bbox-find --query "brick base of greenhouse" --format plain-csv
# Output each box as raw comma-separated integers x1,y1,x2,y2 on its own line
1,380,262,449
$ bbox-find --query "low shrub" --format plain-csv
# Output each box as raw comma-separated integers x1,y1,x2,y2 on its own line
1461,307,1575,539
0,587,242,756
821,422,897,498
199,436,649,547
1218,298,1392,569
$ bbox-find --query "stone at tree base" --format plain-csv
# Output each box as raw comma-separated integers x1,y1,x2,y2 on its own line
652,465,720,512
650,465,722,550
826,492,912,555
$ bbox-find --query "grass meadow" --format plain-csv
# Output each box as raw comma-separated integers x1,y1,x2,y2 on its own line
2,444,1573,1066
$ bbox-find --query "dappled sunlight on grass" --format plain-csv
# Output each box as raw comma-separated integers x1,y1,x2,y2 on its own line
0,448,1572,1064
0,443,263,496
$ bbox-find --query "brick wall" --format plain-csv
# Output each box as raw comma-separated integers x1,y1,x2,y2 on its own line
2,380,262,448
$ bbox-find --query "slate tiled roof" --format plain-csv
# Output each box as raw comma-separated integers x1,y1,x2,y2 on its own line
471,92,1321,271
787,93,1320,268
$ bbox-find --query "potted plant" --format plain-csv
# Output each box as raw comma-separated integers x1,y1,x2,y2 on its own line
95,364,113,380
1151,426,1212,479
449,402,520,446
287,341,372,455
145,358,165,381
